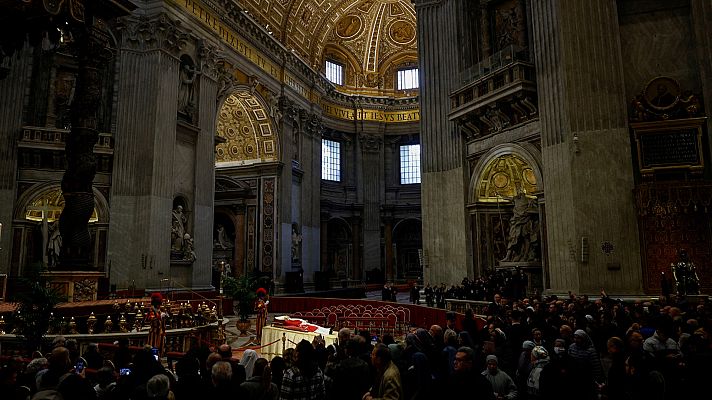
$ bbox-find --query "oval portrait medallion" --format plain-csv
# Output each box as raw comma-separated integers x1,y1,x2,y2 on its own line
389,20,415,44
335,15,362,39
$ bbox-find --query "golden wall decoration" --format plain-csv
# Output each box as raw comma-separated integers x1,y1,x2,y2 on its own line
320,100,420,123
25,188,99,223
476,154,538,203
216,92,278,164
335,15,363,39
175,0,420,122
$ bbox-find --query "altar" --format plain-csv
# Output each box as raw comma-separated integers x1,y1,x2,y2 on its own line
260,325,338,360
40,271,105,302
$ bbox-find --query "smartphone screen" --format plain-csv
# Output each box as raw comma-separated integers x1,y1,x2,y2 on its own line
120,368,131,376
75,360,84,373
151,347,159,361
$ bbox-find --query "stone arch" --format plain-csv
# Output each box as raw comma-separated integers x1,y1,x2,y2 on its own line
215,87,279,165
14,183,109,223
468,143,543,205
11,183,110,273
322,43,363,86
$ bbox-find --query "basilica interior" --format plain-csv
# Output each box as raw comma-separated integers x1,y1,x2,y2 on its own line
0,0,710,300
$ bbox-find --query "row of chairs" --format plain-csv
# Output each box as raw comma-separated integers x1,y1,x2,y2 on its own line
292,305,412,336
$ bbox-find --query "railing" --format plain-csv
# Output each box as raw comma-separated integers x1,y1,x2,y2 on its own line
459,45,529,86
18,126,113,151
0,319,226,358
445,299,490,316
450,62,536,110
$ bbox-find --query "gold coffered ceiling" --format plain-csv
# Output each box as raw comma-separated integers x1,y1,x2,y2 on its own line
239,0,418,95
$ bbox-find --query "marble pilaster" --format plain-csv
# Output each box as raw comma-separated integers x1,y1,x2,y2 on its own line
532,0,642,294
351,217,362,281
108,15,192,290
233,205,246,276
384,218,394,281
301,115,323,282
415,0,468,285
277,97,296,282
0,43,30,273
691,0,712,166
191,62,219,290
360,134,383,273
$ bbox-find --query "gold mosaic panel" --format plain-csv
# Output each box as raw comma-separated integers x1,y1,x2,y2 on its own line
477,154,538,203
216,92,278,164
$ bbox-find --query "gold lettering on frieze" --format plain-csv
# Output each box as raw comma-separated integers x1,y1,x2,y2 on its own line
285,73,308,97
320,101,420,123
174,0,279,80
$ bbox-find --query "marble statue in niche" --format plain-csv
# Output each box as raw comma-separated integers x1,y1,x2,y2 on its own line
214,224,234,250
171,205,187,252
291,223,302,264
501,188,539,262
47,220,62,268
178,55,200,122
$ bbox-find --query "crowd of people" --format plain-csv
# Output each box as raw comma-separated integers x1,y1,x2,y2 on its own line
1,276,711,400
421,268,530,308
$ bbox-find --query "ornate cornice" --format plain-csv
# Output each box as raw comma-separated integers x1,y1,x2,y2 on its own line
115,13,192,56
299,110,324,139
216,65,240,105
360,133,383,153
280,96,300,127
197,40,223,81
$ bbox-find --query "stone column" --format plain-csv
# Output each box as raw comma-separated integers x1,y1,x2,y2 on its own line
351,216,362,281
479,2,491,58
278,97,297,283
414,0,468,285
691,0,712,162
301,113,323,283
360,134,383,275
107,16,186,290
192,42,221,289
384,217,394,281
320,216,328,271
0,43,30,273
531,0,642,294
233,205,246,276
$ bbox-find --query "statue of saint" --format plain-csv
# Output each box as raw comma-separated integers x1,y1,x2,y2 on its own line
291,224,302,263
182,233,197,262
501,189,539,262
47,220,62,268
171,205,187,251
178,58,200,117
214,224,233,250
671,249,700,296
